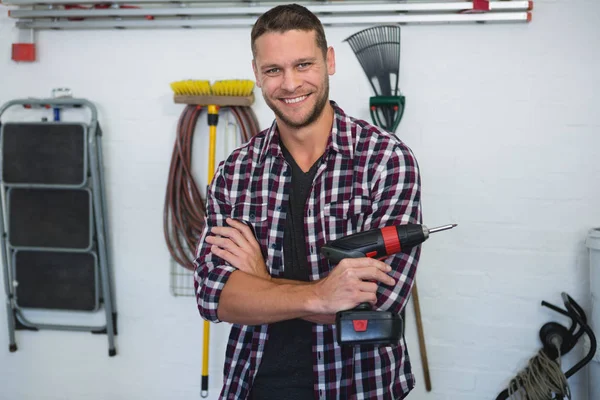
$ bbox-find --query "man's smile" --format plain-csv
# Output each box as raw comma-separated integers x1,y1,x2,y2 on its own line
280,94,310,105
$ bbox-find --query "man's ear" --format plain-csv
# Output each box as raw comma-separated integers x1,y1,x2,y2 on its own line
252,59,261,88
326,46,336,76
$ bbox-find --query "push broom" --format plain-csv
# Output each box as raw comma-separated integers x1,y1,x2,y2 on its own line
345,25,432,392
168,79,257,398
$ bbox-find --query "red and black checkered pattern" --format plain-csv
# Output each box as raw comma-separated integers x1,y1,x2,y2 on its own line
195,102,422,400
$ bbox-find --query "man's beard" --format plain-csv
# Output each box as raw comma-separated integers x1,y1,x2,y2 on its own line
265,79,329,129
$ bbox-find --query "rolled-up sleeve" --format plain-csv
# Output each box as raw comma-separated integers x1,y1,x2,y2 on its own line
193,166,235,323
369,144,422,316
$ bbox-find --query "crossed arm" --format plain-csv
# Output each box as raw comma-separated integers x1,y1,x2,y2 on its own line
204,218,395,326
195,144,421,327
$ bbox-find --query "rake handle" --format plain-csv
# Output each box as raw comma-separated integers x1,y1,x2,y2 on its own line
412,282,432,392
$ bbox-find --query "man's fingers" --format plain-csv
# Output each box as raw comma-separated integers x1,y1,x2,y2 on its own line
357,292,378,305
211,225,248,249
210,245,241,268
212,219,261,252
353,268,396,286
225,218,262,251
358,281,379,293
205,235,243,256
338,257,392,273
336,258,395,286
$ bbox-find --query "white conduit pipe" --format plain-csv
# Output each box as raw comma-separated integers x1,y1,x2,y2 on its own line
585,227,600,399
5,1,534,29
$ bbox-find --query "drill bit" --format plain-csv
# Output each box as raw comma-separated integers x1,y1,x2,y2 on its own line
428,224,458,234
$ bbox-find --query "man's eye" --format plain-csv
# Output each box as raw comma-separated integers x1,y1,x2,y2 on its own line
298,63,312,69
265,68,280,75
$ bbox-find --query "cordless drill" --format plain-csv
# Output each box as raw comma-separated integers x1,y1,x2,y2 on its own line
321,223,457,346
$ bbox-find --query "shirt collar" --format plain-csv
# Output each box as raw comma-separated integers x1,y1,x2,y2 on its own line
258,100,354,165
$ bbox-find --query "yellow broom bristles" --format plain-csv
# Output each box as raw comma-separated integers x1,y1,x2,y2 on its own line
170,79,254,96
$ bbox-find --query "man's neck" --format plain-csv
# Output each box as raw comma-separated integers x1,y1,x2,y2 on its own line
278,103,334,172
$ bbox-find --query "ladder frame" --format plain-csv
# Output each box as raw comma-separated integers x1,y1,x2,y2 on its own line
0,97,117,356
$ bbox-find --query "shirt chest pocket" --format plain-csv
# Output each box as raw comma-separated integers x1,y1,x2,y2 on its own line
230,202,270,249
322,196,372,239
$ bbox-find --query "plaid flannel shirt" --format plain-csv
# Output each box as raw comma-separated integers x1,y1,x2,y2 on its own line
194,101,422,400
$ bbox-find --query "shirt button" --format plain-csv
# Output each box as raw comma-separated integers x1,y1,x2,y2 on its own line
249,213,255,221
271,243,276,249
277,206,282,211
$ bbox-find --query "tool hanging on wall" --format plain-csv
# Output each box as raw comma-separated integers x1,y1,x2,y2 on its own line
164,84,259,272
344,24,432,391
345,25,405,133
496,292,596,400
165,79,259,398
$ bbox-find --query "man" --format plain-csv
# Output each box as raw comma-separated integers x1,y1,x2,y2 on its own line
194,4,422,399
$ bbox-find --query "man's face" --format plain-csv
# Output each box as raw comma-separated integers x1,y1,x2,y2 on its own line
252,29,335,129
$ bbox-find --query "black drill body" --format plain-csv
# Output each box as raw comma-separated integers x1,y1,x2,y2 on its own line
321,224,427,264
320,223,456,346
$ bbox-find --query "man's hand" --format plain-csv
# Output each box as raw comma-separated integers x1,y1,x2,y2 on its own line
206,218,270,280
312,258,396,314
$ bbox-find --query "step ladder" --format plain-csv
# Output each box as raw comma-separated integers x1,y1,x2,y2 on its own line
0,97,117,356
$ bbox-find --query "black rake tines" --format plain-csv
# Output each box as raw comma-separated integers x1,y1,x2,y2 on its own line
344,25,402,97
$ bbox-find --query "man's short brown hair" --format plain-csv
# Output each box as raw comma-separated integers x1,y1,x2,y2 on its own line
251,4,328,58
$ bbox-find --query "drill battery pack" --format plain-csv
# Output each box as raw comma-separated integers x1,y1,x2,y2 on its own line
336,309,403,346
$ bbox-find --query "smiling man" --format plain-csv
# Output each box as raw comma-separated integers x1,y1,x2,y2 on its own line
194,4,422,400
252,28,332,134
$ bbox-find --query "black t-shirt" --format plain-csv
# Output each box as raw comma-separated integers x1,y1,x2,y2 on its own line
250,144,321,400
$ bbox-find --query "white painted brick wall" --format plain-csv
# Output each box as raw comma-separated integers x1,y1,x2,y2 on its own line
1,0,599,399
